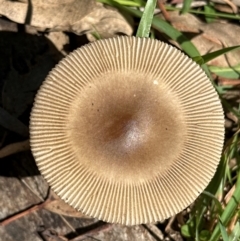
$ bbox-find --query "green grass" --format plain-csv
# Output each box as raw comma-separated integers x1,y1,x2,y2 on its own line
136,0,157,37
98,0,240,239
166,6,240,20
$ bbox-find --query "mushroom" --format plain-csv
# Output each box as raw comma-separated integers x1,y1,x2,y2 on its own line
30,36,224,225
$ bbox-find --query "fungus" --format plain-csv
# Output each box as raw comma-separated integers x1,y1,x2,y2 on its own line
30,36,224,225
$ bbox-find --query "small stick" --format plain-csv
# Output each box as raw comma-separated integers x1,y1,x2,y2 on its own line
0,139,30,158
157,0,171,22
176,213,185,226
40,229,68,241
223,185,236,207
227,212,239,233
68,223,113,241
165,215,176,233
202,34,223,46
142,223,164,240
219,78,240,86
221,0,238,13
0,199,52,226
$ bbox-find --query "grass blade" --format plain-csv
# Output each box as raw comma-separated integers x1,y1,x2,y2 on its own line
204,4,216,23
219,218,230,241
100,3,214,80
98,0,143,6
229,221,240,241
210,171,240,241
151,15,200,56
136,0,157,37
124,7,200,56
115,0,142,6
98,1,201,57
166,6,240,20
202,190,223,214
181,0,193,14
208,64,240,79
199,46,240,64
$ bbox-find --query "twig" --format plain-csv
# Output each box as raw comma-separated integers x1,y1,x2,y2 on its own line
68,223,113,241
202,34,223,46
223,184,236,207
20,178,45,202
165,215,176,233
60,215,78,234
157,0,171,22
227,212,239,233
221,0,238,13
0,139,30,158
142,223,164,240
0,198,52,226
219,78,240,86
176,213,185,226
40,229,68,241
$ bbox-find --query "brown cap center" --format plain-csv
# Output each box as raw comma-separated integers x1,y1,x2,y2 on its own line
68,71,186,182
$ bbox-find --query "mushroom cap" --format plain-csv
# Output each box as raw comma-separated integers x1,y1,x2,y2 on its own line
30,36,224,225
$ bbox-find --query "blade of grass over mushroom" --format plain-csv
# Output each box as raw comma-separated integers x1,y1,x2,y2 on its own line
202,63,213,81
208,64,240,79
181,0,193,14
91,31,102,40
136,0,157,37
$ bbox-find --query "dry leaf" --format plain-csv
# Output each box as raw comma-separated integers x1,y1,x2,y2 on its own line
162,11,240,67
0,0,133,41
0,0,95,28
84,5,134,41
45,32,69,56
214,3,238,13
0,18,17,32
211,0,240,7
45,192,92,219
